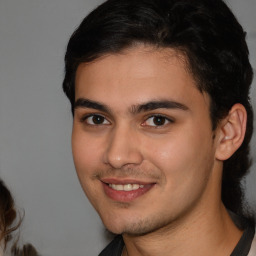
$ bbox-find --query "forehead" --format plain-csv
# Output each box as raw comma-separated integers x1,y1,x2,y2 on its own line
75,45,210,111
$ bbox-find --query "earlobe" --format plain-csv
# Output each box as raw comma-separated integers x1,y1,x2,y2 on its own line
215,104,247,161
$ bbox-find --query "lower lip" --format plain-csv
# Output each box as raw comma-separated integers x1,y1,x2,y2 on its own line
102,183,154,202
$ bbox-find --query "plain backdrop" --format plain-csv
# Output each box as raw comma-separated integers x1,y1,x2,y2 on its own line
0,0,255,255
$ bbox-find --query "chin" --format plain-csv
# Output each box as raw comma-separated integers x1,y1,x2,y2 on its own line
103,216,166,236
102,219,127,235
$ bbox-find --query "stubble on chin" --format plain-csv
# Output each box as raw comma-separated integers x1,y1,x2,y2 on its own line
105,213,176,237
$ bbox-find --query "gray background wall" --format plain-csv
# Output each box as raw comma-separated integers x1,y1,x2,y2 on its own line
0,0,255,255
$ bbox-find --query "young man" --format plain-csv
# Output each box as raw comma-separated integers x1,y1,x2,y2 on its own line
63,0,255,255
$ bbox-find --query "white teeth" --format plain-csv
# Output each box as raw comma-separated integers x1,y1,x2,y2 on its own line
124,184,133,191
132,184,139,190
109,183,144,191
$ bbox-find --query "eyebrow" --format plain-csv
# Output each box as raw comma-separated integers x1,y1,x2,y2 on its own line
74,98,111,113
74,98,189,114
132,100,189,114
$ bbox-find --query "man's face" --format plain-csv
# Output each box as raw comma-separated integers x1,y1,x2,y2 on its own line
72,46,222,235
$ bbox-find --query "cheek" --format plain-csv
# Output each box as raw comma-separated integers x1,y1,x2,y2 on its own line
72,130,103,177
144,129,214,186
71,131,104,203
145,134,198,169
143,134,215,216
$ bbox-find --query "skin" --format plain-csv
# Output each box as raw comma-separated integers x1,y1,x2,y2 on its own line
72,45,243,256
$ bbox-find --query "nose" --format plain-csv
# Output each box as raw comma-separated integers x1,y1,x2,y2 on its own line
103,125,143,169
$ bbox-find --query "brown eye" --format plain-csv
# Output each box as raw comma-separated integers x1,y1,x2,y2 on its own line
143,115,172,127
85,115,110,125
92,115,105,124
152,116,166,126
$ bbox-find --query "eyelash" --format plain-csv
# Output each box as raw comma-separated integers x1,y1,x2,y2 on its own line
80,114,174,127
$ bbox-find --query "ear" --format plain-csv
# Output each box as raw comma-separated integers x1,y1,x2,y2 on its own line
215,104,247,161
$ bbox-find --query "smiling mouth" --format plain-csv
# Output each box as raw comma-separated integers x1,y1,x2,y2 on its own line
102,180,155,202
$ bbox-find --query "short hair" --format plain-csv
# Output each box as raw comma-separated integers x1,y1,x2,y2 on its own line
63,0,254,217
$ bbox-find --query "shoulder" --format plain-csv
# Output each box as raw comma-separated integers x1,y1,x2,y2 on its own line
99,235,124,256
0,240,4,256
248,232,256,256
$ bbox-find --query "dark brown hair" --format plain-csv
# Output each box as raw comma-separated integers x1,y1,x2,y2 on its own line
0,179,39,255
